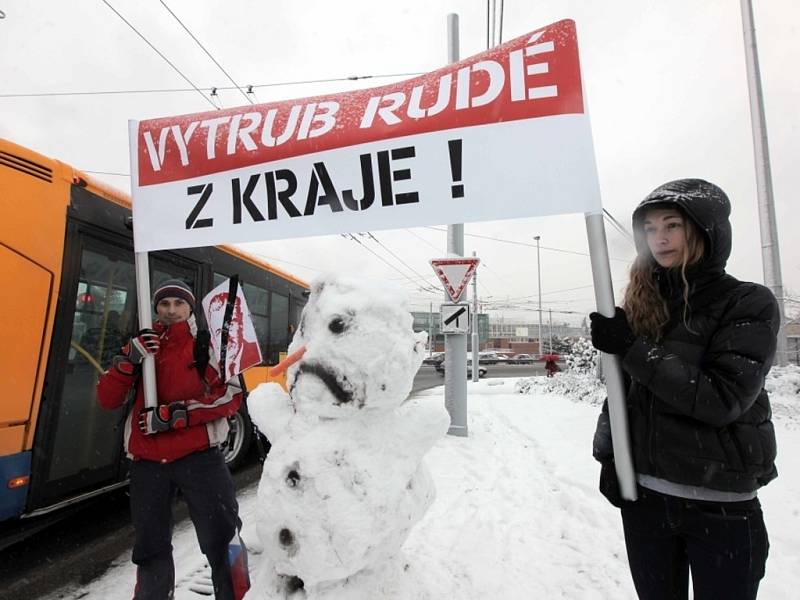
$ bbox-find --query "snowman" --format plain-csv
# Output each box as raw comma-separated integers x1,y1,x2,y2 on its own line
245,275,450,599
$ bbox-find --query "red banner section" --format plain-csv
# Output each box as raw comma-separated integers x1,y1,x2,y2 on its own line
136,19,582,186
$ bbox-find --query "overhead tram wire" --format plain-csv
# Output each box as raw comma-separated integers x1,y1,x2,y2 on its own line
99,0,218,110
423,226,630,262
404,228,440,252
342,234,438,294
363,233,441,293
159,0,253,105
603,208,634,242
0,72,424,99
404,228,496,300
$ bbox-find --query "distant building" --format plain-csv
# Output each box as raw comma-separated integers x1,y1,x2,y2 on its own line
486,319,587,355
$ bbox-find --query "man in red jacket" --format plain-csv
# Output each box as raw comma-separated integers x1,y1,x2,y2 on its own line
97,279,249,600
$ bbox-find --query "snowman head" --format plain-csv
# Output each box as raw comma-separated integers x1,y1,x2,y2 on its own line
286,274,427,417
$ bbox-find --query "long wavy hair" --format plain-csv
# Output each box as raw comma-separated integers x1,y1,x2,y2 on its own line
622,209,706,340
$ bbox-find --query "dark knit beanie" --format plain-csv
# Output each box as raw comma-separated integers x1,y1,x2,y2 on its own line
153,279,195,310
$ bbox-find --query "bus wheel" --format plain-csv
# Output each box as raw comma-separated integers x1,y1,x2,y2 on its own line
222,407,253,470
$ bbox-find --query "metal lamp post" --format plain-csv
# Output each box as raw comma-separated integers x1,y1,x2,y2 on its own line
534,235,543,358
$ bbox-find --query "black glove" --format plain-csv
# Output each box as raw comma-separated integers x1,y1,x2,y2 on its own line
138,402,189,435
592,408,613,462
113,329,160,375
599,458,630,508
589,307,635,355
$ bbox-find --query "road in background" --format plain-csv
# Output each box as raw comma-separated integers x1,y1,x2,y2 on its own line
412,362,553,393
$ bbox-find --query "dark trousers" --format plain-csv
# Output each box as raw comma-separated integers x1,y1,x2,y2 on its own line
621,487,769,600
129,448,242,600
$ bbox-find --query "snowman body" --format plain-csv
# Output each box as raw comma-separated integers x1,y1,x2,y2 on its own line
246,276,449,598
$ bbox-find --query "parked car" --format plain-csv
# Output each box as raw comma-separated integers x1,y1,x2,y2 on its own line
478,351,500,364
511,353,535,364
435,358,488,378
422,352,445,366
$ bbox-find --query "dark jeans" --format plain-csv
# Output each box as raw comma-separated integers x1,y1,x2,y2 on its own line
129,448,242,600
621,487,769,600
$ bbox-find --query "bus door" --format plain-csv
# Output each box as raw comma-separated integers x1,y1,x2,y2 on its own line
29,231,138,510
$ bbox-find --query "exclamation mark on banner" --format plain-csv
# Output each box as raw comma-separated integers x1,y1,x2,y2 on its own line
448,139,464,198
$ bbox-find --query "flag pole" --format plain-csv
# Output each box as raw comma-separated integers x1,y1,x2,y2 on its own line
585,212,637,501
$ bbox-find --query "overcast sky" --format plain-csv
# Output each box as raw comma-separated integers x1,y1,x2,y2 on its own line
2,0,798,324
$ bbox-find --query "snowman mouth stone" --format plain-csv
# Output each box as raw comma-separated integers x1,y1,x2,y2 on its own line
295,362,360,407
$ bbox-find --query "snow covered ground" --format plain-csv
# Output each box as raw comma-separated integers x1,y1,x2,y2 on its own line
46,369,800,599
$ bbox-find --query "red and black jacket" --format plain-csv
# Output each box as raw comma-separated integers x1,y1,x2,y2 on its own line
97,316,243,463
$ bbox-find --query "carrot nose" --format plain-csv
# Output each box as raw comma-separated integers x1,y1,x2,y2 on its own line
269,346,307,377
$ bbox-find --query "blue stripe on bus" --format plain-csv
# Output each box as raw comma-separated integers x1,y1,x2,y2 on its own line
0,451,31,520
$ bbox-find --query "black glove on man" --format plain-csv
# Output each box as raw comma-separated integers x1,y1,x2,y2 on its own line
589,307,636,356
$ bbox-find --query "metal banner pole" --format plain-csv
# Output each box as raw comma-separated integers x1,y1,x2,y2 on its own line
129,119,158,409
585,212,637,501
134,251,157,408
444,12,468,437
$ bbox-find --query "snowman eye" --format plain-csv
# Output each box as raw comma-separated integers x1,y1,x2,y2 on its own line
328,317,347,334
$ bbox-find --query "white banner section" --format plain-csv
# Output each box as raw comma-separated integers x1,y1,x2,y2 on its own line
133,117,598,252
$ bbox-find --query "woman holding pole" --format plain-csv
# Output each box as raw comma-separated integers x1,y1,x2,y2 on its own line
590,179,779,599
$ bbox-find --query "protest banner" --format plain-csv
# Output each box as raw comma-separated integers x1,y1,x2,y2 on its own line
129,19,601,252
129,17,635,500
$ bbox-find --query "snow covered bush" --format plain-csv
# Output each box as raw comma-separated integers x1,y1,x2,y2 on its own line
565,337,598,375
514,371,605,406
766,364,800,429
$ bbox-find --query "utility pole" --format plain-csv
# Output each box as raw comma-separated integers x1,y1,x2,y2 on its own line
740,0,787,365
443,13,468,437
472,251,479,383
428,301,433,357
534,235,543,358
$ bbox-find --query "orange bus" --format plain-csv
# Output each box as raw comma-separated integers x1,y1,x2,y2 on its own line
0,138,308,535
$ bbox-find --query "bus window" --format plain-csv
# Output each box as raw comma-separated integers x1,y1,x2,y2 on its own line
242,282,269,357
268,292,289,364
213,272,227,288
48,246,137,483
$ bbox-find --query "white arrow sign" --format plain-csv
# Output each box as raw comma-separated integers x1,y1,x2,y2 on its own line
441,303,471,334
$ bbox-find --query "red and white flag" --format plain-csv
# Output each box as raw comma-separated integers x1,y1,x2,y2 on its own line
130,19,601,253
201,280,263,381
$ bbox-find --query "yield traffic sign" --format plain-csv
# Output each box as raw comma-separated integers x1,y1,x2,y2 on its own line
430,257,480,302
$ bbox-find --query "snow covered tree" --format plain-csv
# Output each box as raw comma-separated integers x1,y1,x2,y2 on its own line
566,337,598,375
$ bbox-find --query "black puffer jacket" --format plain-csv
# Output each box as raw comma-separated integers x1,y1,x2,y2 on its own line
597,179,780,493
